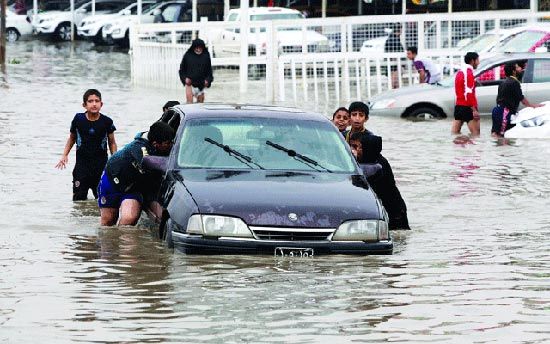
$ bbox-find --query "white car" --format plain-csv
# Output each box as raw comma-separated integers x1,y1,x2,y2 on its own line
4,9,33,42
214,7,329,57
32,0,131,41
359,32,390,54
102,1,186,47
78,1,156,43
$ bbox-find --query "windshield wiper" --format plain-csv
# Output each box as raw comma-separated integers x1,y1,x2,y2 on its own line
204,137,264,170
265,140,332,173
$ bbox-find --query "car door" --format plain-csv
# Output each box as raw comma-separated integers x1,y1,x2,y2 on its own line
521,58,550,104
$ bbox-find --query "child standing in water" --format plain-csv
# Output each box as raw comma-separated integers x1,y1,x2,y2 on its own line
179,38,213,103
56,89,117,201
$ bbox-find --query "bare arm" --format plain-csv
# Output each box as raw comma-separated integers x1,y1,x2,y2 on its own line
521,98,542,108
108,132,117,155
55,133,76,169
418,69,426,83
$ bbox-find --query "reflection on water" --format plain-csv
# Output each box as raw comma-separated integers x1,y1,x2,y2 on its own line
1,40,550,342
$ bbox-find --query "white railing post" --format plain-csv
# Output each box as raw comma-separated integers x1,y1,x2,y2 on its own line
278,59,286,102
418,20,425,51
265,21,275,103
239,0,249,95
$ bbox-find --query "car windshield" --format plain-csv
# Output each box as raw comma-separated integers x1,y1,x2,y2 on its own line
177,117,356,173
496,30,547,52
459,33,500,52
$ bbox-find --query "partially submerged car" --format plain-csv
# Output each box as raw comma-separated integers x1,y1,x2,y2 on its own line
145,104,393,255
368,53,550,120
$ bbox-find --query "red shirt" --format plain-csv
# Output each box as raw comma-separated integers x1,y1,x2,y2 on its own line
454,66,478,109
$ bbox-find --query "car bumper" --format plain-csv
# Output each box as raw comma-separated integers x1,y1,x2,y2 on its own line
78,27,100,37
35,24,56,34
172,232,393,255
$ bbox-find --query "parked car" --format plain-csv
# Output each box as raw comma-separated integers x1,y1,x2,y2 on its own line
102,1,186,47
146,104,393,255
368,53,550,120
77,1,156,43
214,7,329,58
490,25,550,54
3,9,33,42
32,0,132,41
445,25,550,74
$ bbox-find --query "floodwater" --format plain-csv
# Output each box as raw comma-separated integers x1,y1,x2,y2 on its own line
1,40,550,343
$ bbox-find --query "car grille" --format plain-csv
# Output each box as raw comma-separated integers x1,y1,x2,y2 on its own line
250,226,334,241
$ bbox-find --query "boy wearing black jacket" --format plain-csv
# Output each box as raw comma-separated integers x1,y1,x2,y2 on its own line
179,38,213,103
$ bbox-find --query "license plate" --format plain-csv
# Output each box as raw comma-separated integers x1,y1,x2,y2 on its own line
274,247,314,258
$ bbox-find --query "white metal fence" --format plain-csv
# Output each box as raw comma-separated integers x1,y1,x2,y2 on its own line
131,10,550,104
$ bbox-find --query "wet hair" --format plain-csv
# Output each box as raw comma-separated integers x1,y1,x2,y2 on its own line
464,52,479,64
407,46,418,55
348,101,369,117
148,121,175,144
83,89,101,103
332,107,349,119
504,63,516,77
162,100,180,112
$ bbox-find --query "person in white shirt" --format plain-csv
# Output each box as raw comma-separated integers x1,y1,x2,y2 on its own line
406,46,442,85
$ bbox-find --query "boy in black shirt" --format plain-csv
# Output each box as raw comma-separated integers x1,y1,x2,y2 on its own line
491,62,541,137
56,89,117,200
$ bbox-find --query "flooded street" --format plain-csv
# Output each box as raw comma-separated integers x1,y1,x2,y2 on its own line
1,40,550,342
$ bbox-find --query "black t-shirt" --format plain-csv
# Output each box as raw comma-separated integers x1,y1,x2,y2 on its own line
70,112,116,177
496,77,524,113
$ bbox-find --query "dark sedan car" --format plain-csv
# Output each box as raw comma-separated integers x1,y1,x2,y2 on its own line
147,104,392,255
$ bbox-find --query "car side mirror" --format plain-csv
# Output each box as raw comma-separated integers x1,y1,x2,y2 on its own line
235,28,240,34
143,155,168,173
153,8,162,16
535,46,548,53
76,8,87,13
121,9,131,16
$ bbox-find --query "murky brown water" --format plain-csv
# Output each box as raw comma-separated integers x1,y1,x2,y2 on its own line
1,40,550,343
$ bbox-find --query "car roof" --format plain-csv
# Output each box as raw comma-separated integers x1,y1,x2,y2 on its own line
480,52,550,66
173,103,326,122
228,7,301,16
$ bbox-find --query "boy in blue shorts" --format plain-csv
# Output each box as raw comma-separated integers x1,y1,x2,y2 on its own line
98,121,174,226
56,89,117,201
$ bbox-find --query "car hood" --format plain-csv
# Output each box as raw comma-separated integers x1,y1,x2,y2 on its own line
177,169,380,228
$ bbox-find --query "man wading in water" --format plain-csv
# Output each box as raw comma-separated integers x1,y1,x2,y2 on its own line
179,38,213,103
56,89,117,201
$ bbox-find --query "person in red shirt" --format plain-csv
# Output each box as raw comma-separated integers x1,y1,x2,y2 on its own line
452,52,480,136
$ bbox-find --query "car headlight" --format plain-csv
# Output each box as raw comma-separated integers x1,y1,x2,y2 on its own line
104,24,112,30
113,28,121,35
332,220,389,241
186,214,253,238
371,98,396,110
40,18,53,23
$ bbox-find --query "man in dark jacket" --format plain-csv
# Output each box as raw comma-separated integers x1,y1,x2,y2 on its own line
179,38,213,103
350,132,410,230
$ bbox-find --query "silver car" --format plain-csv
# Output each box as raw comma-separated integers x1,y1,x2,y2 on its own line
368,53,550,120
